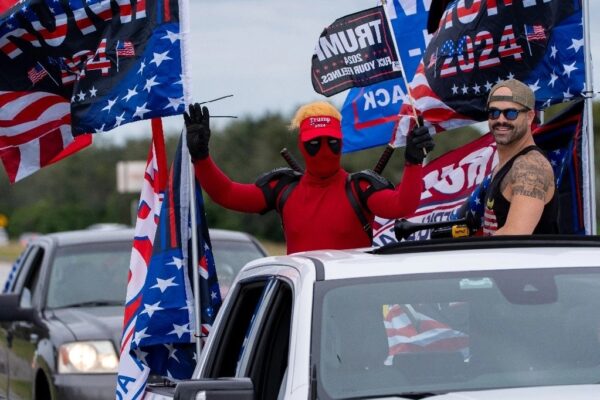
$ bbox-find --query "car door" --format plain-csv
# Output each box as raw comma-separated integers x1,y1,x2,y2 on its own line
237,278,293,400
5,244,46,400
0,244,35,400
199,274,294,400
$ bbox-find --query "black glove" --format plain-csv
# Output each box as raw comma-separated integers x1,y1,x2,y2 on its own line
184,103,210,161
404,116,435,165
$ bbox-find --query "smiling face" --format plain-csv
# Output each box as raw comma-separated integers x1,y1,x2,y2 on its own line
487,86,534,147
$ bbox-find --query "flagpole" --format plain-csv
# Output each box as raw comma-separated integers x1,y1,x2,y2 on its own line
179,0,202,356
381,0,419,125
582,0,596,234
374,0,426,174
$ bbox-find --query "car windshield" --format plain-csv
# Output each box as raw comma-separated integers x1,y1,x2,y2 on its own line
46,242,133,308
315,267,600,399
45,237,265,308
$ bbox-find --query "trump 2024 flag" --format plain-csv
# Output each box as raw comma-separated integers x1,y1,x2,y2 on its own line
0,0,186,182
311,6,403,97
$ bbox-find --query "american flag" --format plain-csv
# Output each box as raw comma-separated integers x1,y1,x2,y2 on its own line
124,133,222,387
482,203,498,235
116,120,167,400
116,40,135,57
27,63,48,85
525,24,546,41
382,303,469,366
0,91,92,182
0,0,185,183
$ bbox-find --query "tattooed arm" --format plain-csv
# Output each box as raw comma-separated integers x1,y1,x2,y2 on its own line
495,152,555,235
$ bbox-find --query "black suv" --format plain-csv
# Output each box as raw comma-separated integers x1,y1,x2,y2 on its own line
0,228,267,400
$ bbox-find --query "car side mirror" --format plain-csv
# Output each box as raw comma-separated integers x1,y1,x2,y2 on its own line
174,377,254,400
0,293,35,322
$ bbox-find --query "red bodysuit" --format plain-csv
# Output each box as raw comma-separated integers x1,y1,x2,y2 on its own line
193,146,423,254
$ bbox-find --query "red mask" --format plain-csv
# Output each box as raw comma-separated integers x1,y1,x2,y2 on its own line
299,136,341,178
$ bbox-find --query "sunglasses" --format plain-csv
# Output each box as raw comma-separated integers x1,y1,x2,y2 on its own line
487,107,529,121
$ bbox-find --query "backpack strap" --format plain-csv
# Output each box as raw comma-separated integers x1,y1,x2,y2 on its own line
349,170,394,208
345,170,393,240
255,167,302,214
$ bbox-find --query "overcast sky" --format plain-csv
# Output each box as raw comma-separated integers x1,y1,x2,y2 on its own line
104,0,600,144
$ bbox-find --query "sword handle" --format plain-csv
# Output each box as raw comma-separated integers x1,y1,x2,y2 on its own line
280,148,304,173
373,145,395,175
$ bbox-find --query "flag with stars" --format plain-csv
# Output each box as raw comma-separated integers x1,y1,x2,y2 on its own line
373,99,589,244
0,0,186,182
388,0,584,147
129,132,222,381
116,120,167,400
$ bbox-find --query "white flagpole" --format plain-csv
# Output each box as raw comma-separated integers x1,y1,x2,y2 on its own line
381,0,419,125
582,0,596,234
179,0,202,356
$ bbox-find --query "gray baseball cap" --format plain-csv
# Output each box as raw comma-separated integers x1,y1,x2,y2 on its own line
487,79,535,110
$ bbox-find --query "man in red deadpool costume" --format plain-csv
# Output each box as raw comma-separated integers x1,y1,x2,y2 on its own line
184,101,434,254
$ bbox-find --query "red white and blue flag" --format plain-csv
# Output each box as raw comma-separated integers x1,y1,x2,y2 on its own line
340,0,584,152
116,120,167,400
0,0,185,183
116,132,222,399
27,63,49,85
382,303,469,365
525,24,547,42
340,0,431,152
390,0,584,147
116,40,136,57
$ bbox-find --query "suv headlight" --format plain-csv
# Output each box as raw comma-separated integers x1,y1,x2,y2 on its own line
58,341,118,373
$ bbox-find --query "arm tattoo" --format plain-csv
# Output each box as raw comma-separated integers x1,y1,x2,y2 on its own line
504,152,554,201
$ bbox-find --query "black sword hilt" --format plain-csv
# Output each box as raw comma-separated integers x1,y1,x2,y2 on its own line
280,148,304,173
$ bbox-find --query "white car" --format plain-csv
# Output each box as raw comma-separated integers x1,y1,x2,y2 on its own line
147,235,600,400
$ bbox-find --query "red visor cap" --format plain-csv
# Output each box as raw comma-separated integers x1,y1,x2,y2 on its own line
299,116,342,142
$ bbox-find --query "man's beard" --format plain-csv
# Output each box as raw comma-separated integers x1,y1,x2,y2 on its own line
491,120,528,146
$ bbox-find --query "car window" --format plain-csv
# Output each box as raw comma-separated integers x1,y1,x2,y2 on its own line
211,239,267,298
201,276,292,400
8,245,40,294
243,280,292,400
202,278,274,378
46,241,132,308
313,267,600,399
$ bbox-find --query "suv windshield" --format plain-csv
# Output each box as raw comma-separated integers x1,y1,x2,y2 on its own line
47,242,133,308
314,268,600,399
46,237,266,308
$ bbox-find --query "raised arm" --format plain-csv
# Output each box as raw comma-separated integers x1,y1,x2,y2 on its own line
494,152,555,235
366,120,434,219
185,104,266,213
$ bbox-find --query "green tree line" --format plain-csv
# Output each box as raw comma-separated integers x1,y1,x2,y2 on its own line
1,101,599,243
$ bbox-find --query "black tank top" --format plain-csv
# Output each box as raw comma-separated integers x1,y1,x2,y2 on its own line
482,145,558,235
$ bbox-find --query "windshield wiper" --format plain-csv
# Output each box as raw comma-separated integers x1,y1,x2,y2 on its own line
393,393,440,399
347,392,441,400
56,300,123,308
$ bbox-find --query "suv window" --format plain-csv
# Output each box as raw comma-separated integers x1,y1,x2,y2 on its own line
9,245,41,294
244,281,292,400
203,277,293,400
204,279,273,377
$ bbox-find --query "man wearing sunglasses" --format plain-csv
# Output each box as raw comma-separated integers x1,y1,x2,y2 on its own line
481,79,558,235
184,101,434,254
